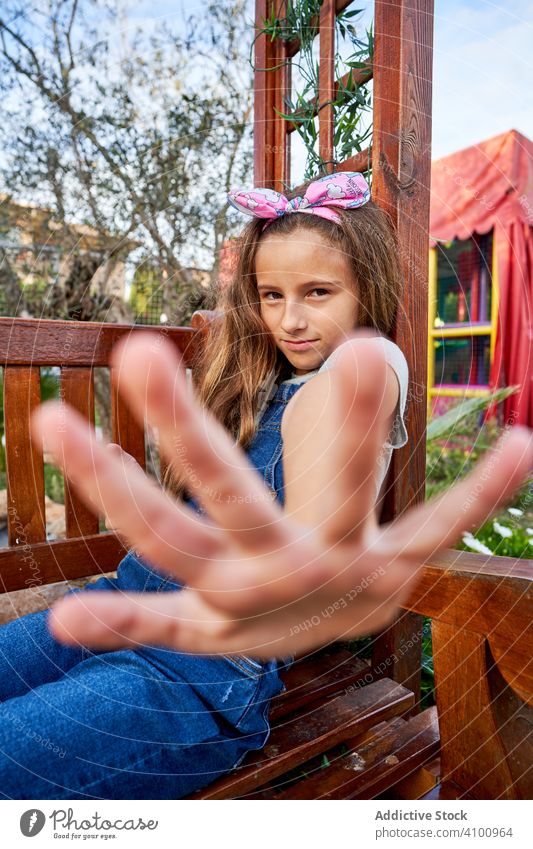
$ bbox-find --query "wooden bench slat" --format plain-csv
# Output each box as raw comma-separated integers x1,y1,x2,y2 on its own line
111,378,146,470
189,677,414,799
0,317,197,367
247,716,409,799
0,533,126,593
276,706,439,799
271,648,370,721
61,367,100,537
4,366,46,546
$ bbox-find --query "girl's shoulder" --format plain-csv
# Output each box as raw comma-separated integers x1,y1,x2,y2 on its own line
317,336,409,449
319,335,407,372
318,336,408,398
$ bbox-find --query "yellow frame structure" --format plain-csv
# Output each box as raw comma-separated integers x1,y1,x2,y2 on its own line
427,229,498,418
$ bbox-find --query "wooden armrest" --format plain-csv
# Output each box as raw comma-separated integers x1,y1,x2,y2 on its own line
404,548,533,705
404,548,533,625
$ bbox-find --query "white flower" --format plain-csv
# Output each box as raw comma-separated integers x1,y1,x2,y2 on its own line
493,520,513,538
493,521,514,538
526,528,533,536
507,507,524,517
462,533,493,555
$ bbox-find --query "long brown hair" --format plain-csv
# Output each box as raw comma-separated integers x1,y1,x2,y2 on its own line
163,176,402,499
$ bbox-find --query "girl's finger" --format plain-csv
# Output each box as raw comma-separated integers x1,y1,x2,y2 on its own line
320,335,391,546
32,402,225,586
110,332,292,553
45,564,409,658
377,425,533,560
106,442,142,469
104,446,141,531
46,586,283,657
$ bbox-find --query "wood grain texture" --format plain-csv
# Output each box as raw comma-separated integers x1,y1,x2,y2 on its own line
373,0,434,518
0,533,126,593
254,0,276,187
189,677,414,799
271,648,370,721
371,0,435,700
0,317,196,367
273,2,290,190
61,367,99,537
318,0,335,173
4,366,46,546
276,706,439,799
253,0,267,185
433,623,517,799
404,549,533,706
337,147,372,174
111,377,146,470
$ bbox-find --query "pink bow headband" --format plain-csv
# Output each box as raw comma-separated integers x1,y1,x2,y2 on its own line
227,171,370,230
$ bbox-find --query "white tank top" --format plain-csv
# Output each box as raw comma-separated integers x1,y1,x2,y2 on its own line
258,336,409,503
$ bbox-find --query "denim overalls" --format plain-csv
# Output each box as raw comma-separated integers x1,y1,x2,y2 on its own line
0,380,302,800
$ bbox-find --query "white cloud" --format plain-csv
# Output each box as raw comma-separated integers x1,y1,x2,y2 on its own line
432,0,533,158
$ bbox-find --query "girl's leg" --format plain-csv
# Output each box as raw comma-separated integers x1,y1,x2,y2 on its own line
0,574,118,702
0,647,281,800
0,548,179,703
0,550,283,799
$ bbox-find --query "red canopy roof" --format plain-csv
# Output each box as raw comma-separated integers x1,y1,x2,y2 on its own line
430,129,533,246
430,129,533,428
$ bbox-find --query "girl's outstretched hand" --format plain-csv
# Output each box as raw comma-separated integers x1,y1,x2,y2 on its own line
32,333,533,659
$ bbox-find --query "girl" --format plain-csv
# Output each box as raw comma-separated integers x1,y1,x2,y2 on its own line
2,173,530,800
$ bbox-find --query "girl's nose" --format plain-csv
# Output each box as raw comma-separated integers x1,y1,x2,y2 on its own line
280,301,308,334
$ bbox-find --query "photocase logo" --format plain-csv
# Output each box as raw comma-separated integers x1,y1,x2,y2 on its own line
20,809,46,836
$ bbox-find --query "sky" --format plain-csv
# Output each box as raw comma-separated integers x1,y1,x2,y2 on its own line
431,0,532,159
123,0,532,162
2,0,530,248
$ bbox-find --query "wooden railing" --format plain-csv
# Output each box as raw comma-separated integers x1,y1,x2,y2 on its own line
0,317,197,593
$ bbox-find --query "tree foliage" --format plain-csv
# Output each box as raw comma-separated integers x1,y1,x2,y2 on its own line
0,0,254,324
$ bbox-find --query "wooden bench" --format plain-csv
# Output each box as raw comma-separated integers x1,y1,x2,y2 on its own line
1,314,531,800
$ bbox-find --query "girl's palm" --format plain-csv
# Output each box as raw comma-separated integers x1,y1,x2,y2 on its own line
32,333,533,659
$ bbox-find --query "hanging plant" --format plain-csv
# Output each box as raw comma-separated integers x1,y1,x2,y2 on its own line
250,1,373,182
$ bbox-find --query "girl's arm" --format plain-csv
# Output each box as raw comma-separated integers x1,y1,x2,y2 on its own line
32,332,532,658
281,365,400,528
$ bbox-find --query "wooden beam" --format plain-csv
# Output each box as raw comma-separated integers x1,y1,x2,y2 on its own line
0,317,197,367
371,0,435,705
318,0,336,173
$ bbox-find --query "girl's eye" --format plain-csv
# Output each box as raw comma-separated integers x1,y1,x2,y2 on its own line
260,288,330,300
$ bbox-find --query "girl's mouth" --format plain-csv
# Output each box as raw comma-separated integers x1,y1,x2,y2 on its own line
283,339,319,351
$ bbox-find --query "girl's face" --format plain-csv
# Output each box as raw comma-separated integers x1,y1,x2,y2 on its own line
255,228,359,375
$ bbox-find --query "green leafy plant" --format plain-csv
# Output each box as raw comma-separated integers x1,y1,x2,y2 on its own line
44,465,65,505
420,618,434,709
251,1,373,181
426,385,519,443
426,385,533,559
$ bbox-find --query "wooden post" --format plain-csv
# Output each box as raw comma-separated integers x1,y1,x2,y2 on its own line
254,0,291,189
318,0,336,175
371,0,435,707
